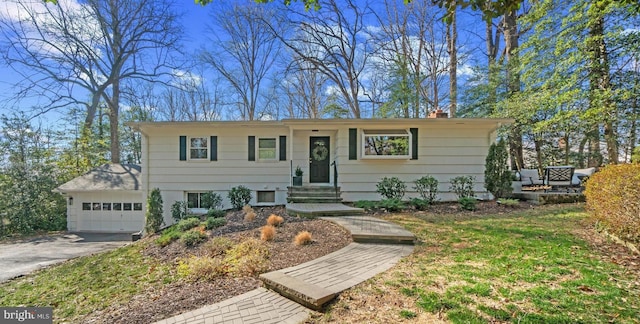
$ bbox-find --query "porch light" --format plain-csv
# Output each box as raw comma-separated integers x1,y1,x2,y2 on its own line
69,197,73,205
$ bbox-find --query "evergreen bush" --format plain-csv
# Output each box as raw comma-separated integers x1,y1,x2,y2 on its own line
180,230,208,247
376,177,406,200
176,217,201,232
228,185,252,209
171,201,188,222
484,139,513,199
205,217,227,230
413,175,439,204
449,176,475,199
145,188,164,234
585,164,640,244
207,209,226,218
458,197,477,211
201,191,223,210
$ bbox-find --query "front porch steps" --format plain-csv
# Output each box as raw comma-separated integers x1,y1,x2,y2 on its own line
287,185,343,204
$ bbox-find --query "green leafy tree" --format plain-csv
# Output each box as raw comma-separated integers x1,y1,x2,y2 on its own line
145,188,164,234
484,139,513,199
0,113,66,237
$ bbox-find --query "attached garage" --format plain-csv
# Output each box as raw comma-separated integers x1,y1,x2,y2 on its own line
56,164,144,233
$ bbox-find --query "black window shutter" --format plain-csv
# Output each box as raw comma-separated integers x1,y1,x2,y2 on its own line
179,136,187,161
279,136,286,161
348,128,357,160
248,136,255,161
210,136,218,161
410,128,418,160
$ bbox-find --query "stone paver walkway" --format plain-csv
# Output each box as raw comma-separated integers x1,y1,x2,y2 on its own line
155,205,415,324
155,288,309,324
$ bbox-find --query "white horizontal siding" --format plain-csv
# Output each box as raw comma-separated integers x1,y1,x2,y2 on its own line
142,121,498,204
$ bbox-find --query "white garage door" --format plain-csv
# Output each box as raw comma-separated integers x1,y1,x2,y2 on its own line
73,192,144,232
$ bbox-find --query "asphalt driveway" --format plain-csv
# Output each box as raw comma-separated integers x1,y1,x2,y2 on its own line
0,233,131,283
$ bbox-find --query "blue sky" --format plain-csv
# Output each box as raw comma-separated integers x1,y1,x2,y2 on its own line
0,0,486,124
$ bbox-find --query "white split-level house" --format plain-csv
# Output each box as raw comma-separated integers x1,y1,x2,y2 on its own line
57,117,512,232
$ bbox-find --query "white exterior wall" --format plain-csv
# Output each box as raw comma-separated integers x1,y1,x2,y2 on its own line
334,124,496,202
143,125,292,222
67,191,144,232
137,119,506,216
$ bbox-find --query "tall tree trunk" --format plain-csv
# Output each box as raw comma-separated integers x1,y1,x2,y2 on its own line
588,0,617,164
504,10,524,170
447,4,457,117
109,78,120,164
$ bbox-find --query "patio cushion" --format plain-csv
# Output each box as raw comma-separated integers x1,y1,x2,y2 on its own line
572,167,596,185
520,169,543,186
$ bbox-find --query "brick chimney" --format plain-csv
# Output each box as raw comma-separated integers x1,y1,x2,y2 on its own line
428,109,448,118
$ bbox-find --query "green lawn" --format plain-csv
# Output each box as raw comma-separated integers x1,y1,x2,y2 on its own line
0,243,177,323
317,204,640,323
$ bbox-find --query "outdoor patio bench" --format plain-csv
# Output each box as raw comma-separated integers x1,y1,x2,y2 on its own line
544,166,576,192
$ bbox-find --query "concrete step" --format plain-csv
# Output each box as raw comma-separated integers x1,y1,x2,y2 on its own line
321,216,416,245
287,186,340,193
287,197,344,204
286,203,364,218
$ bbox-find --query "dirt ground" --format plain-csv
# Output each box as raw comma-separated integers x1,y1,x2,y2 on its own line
83,202,640,323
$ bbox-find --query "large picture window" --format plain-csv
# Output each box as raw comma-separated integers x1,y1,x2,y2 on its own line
362,129,410,159
258,138,277,160
190,137,208,160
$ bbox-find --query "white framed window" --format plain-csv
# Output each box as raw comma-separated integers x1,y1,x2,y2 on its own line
362,129,411,159
258,138,277,161
187,192,217,209
190,137,208,160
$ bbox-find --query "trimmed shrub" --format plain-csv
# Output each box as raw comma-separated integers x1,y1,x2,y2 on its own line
376,177,406,200
410,198,430,211
458,197,477,211
414,175,439,204
207,209,226,218
176,217,201,232
266,214,284,227
294,231,313,246
378,198,405,212
171,201,188,222
180,230,208,247
585,164,640,244
145,188,164,234
260,225,276,241
228,186,252,209
205,217,227,230
449,176,475,199
201,191,223,210
484,139,513,199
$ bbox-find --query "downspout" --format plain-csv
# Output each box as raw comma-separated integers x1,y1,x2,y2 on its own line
137,127,150,232
289,126,294,187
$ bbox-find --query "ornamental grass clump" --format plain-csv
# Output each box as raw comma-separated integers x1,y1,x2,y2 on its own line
243,205,256,222
260,225,276,241
294,231,313,246
585,163,640,244
266,214,284,227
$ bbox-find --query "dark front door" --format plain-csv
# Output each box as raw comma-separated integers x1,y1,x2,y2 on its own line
309,136,330,183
